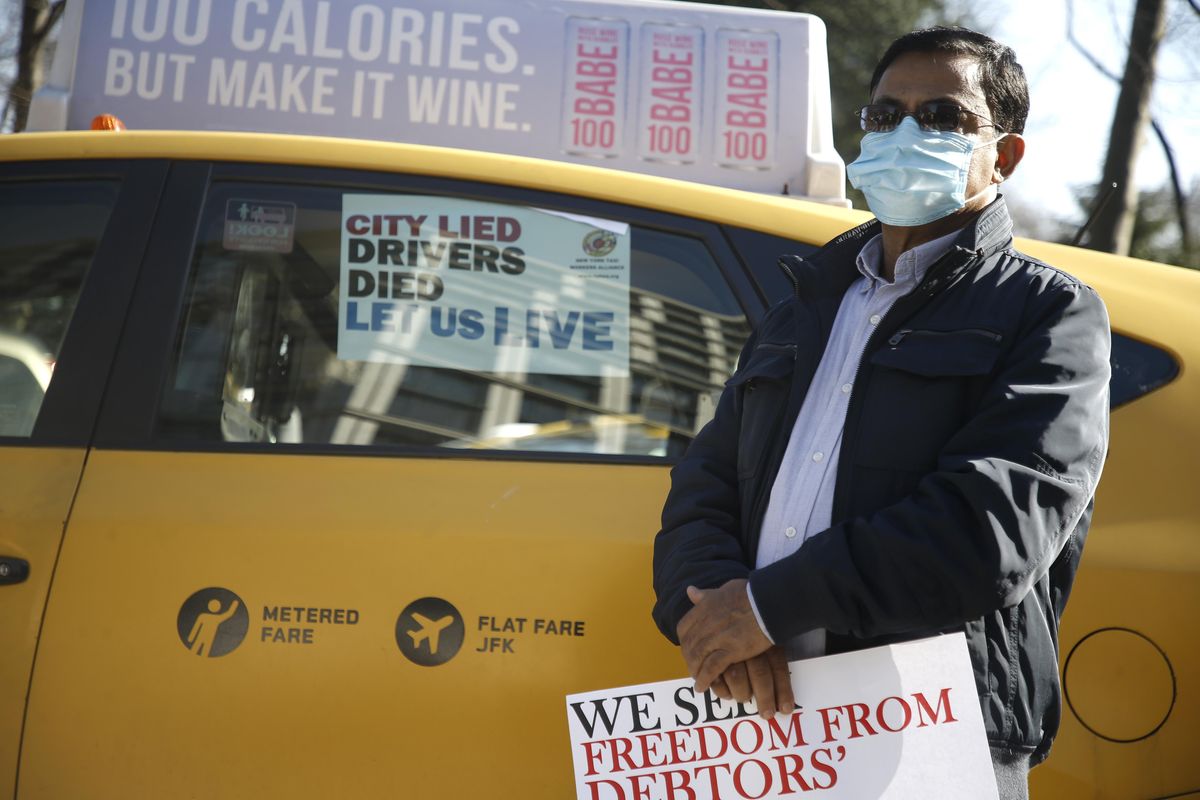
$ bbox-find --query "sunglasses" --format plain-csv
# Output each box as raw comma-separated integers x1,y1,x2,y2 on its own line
857,102,995,133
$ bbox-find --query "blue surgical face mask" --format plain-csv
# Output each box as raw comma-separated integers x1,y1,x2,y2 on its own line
846,116,1000,227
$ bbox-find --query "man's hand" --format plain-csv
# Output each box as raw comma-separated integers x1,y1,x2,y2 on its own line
678,579,773,696
716,648,794,719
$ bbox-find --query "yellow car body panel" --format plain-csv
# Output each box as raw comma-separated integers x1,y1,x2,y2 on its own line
1,131,1197,799
0,130,871,245
0,449,87,794
18,451,677,798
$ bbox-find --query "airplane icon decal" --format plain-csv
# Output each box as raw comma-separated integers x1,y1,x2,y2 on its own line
396,597,464,665
407,612,455,654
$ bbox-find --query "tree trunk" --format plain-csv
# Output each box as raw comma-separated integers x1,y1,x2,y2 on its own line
11,0,56,133
1088,0,1167,255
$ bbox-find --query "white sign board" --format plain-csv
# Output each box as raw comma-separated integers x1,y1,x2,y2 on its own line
565,634,998,800
31,0,845,202
339,195,630,376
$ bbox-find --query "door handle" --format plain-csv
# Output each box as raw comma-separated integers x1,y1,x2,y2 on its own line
0,558,29,585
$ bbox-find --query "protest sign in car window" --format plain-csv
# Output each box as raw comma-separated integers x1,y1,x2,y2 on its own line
339,195,631,377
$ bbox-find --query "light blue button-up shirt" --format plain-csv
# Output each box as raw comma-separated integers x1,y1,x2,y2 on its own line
748,228,961,659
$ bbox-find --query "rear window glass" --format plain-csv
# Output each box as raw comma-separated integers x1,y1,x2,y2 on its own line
724,225,820,304
156,182,751,458
1109,332,1177,408
0,181,119,437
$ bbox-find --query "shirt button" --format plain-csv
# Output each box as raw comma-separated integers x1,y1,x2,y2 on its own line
785,526,797,539
841,383,852,394
812,451,824,462
869,314,882,326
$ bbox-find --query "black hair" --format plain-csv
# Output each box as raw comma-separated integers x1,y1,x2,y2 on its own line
869,26,1029,135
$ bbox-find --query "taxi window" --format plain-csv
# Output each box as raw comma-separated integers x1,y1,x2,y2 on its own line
156,182,751,458
0,181,119,437
1109,332,1178,408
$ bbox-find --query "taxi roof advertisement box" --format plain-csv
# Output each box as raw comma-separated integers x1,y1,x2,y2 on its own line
29,0,846,203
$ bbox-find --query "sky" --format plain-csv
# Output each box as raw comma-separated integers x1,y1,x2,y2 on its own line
977,0,1200,238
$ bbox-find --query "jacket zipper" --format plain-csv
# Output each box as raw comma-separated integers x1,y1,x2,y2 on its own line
886,327,1003,347
830,247,983,526
753,342,799,355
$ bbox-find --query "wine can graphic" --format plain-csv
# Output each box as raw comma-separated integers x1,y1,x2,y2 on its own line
635,22,703,165
713,28,779,170
561,16,630,158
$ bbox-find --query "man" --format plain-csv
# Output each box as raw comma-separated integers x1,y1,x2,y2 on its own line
651,27,1110,798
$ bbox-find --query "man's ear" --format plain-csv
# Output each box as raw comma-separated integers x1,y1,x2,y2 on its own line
993,134,1025,182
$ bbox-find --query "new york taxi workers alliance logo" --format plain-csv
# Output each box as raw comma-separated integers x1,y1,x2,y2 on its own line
395,597,465,667
177,587,250,658
582,229,618,258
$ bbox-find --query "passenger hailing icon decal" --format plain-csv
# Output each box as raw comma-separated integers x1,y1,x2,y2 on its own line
396,597,465,666
177,587,249,657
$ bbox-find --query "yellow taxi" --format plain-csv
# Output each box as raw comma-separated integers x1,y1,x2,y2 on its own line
0,130,1196,799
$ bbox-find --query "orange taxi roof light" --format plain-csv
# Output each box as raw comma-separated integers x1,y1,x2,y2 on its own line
90,114,126,131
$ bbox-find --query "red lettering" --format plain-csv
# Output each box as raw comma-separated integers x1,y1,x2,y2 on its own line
628,773,656,800
818,706,842,743
772,753,814,794
577,43,618,59
728,93,768,110
583,740,607,776
650,104,689,122
666,727,697,765
727,55,768,71
497,217,521,243
732,759,772,800
575,97,615,116
725,109,766,128
693,764,732,798
664,769,697,800
844,703,878,739
697,724,729,761
727,73,768,90
876,696,913,733
914,687,958,727
767,711,808,749
654,48,693,66
810,747,843,790
611,736,638,772
651,66,692,84
472,216,494,240
651,84,692,104
636,732,669,770
346,214,369,235
730,719,764,756
577,61,617,79
587,778,625,800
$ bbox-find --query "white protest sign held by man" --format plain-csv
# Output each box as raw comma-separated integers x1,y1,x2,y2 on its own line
565,634,998,800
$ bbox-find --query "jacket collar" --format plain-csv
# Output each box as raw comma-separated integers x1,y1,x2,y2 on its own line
778,195,1016,299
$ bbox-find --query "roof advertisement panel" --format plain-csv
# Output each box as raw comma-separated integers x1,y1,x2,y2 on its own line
35,0,845,200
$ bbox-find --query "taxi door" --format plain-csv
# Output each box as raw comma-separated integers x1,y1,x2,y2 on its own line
0,159,164,795
17,160,766,798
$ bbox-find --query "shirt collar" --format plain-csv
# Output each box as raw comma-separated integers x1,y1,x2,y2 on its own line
854,228,963,292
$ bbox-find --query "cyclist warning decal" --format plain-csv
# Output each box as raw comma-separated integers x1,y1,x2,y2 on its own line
396,597,466,667
178,587,249,657
223,199,296,253
339,195,630,376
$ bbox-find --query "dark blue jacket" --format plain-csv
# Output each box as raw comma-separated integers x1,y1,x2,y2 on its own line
651,198,1111,764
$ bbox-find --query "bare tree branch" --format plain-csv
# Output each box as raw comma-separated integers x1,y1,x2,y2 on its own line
1066,0,1188,255
1150,118,1192,256
1066,0,1120,81
32,1,64,43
